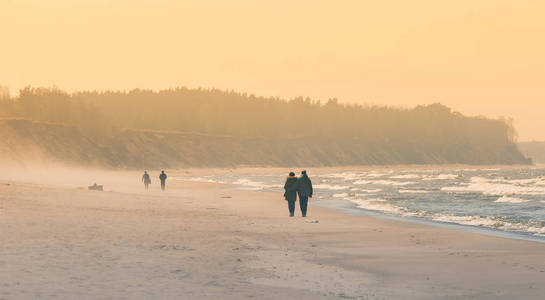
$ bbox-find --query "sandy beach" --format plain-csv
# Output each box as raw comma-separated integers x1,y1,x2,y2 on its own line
2,169,545,299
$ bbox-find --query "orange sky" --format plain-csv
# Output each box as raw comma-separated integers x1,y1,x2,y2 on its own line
1,0,543,140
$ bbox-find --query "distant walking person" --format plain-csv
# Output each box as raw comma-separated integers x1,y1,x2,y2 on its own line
283,172,298,217
296,170,313,217
159,170,167,191
142,171,151,190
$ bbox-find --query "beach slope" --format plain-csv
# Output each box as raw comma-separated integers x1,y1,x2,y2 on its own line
1,176,545,299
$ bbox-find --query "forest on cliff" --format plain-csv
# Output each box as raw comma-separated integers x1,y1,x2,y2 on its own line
0,87,530,168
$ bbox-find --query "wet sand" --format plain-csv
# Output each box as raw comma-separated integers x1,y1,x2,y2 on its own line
2,171,545,299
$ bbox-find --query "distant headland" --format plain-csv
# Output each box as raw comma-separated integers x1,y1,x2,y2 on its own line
0,87,531,168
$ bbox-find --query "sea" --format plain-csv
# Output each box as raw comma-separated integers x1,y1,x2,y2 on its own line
181,167,545,241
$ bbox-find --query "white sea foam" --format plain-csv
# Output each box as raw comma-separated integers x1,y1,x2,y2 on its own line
349,198,406,214
508,178,539,185
430,214,499,227
185,177,225,184
353,179,416,186
470,176,488,183
536,180,545,186
398,189,429,194
351,200,545,236
525,227,545,235
365,172,391,178
232,178,280,190
461,168,500,172
352,180,372,185
422,174,460,181
221,168,545,237
320,172,365,181
506,177,545,186
494,196,530,203
442,182,545,195
314,184,349,190
437,174,460,180
350,188,382,193
390,174,420,179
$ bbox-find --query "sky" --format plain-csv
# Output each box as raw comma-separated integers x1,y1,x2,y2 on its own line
1,0,543,141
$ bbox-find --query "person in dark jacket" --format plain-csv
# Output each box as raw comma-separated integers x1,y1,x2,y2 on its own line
284,172,298,217
159,170,167,191
296,170,313,217
142,171,151,190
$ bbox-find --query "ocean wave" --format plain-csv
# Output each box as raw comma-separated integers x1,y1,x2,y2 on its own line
320,172,364,181
508,178,539,185
365,172,391,178
536,180,545,186
494,196,530,203
461,168,500,172
349,198,407,214
441,182,545,195
398,189,430,194
422,174,460,181
431,214,499,227
390,174,420,179
350,199,545,236
353,179,416,186
466,176,545,187
314,183,349,190
426,213,545,236
232,178,280,190
470,176,496,183
507,177,545,186
219,168,545,237
350,187,382,193
184,177,225,184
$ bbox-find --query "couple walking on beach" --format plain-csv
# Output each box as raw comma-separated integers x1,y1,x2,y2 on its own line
283,170,313,217
142,170,168,190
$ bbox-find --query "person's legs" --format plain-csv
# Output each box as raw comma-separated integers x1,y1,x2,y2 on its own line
288,200,295,216
299,196,308,217
161,181,165,190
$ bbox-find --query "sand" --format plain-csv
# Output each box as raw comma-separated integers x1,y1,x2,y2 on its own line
2,169,545,299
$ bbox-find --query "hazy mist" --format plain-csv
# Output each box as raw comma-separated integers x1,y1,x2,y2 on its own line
0,87,530,168
1,0,543,140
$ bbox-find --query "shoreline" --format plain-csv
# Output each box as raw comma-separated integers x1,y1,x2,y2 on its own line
182,166,545,243
314,197,545,244
3,169,545,299
3,164,544,243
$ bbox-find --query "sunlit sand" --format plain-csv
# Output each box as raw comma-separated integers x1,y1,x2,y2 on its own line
2,168,545,299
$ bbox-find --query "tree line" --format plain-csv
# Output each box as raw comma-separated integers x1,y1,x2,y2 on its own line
0,86,529,166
